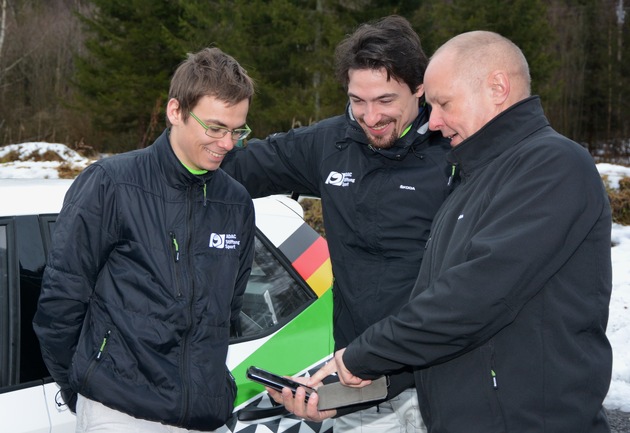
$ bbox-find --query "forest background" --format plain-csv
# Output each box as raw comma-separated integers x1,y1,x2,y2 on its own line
0,0,629,163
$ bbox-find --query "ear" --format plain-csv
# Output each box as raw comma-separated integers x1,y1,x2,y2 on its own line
488,71,510,105
166,98,182,125
414,84,425,98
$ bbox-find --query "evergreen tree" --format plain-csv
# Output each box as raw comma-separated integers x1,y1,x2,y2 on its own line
182,0,355,138
411,0,555,98
580,0,629,151
181,0,429,138
74,0,186,152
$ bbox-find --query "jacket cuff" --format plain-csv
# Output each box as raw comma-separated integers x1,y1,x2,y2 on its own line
343,344,379,379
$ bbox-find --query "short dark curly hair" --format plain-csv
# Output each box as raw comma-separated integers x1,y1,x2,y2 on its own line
334,15,428,94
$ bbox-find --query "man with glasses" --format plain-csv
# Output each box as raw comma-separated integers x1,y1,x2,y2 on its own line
33,47,256,432
189,111,251,144
221,15,450,433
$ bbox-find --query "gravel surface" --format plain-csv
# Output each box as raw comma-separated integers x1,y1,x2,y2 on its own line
607,409,630,432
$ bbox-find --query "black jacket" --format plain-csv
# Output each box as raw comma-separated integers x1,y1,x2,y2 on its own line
222,105,450,349
222,105,450,413
344,97,613,432
33,130,256,431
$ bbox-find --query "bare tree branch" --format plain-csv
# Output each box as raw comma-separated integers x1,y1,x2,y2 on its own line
0,0,6,61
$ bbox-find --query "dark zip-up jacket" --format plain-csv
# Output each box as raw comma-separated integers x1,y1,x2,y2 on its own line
33,130,256,431
222,105,450,412
223,105,450,349
343,97,613,432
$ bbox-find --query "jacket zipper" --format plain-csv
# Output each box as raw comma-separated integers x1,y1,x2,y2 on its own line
447,164,457,187
489,341,498,390
169,231,182,297
96,330,111,360
80,329,111,394
178,184,197,425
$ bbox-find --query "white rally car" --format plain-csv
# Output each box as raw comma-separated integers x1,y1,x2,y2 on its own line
0,178,334,433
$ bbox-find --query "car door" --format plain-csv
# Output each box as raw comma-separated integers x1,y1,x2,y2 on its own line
0,214,76,433
223,196,335,432
0,181,334,433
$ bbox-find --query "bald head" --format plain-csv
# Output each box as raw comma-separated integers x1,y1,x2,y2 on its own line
433,31,531,101
424,31,532,146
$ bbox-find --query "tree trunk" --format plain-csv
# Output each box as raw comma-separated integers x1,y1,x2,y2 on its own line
0,0,6,68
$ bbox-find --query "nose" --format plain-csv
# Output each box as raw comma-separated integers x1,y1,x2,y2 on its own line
217,134,235,151
362,103,381,126
428,109,443,132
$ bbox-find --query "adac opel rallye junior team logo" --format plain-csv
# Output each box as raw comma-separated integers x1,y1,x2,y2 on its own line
209,233,240,249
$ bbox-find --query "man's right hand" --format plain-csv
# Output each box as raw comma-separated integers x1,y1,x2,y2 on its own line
307,348,372,388
265,377,337,422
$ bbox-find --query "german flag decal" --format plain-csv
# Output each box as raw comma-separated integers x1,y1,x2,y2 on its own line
278,223,332,297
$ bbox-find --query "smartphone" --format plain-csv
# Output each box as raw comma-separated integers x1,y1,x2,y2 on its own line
246,366,316,401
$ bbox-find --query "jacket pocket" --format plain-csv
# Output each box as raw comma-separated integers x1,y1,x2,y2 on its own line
169,231,183,298
419,342,507,432
475,341,507,430
87,327,114,380
70,321,115,396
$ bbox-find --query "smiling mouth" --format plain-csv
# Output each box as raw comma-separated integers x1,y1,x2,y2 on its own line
205,147,225,158
363,117,394,133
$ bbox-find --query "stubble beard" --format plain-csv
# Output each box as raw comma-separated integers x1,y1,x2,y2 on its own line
361,120,398,150
367,129,398,149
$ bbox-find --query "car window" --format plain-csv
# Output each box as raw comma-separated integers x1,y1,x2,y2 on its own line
1,214,317,390
16,215,49,385
40,215,57,259
233,235,314,339
0,223,10,387
0,226,7,283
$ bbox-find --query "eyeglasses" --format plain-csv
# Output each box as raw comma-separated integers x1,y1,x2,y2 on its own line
189,111,251,141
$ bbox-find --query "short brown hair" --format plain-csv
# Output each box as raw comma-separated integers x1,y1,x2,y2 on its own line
167,47,254,126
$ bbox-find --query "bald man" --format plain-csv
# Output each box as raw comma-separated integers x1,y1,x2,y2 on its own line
297,31,613,432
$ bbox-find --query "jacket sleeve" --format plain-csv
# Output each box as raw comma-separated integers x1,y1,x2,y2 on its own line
343,139,611,377
221,127,322,198
32,164,117,409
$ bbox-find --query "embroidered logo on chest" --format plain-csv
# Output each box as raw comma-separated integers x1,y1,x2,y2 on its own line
325,171,356,187
209,233,240,249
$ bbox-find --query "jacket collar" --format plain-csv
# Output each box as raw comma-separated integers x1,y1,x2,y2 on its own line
447,96,549,177
153,129,214,189
344,102,433,160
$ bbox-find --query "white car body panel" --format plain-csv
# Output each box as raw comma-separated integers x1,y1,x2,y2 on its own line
0,178,333,433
